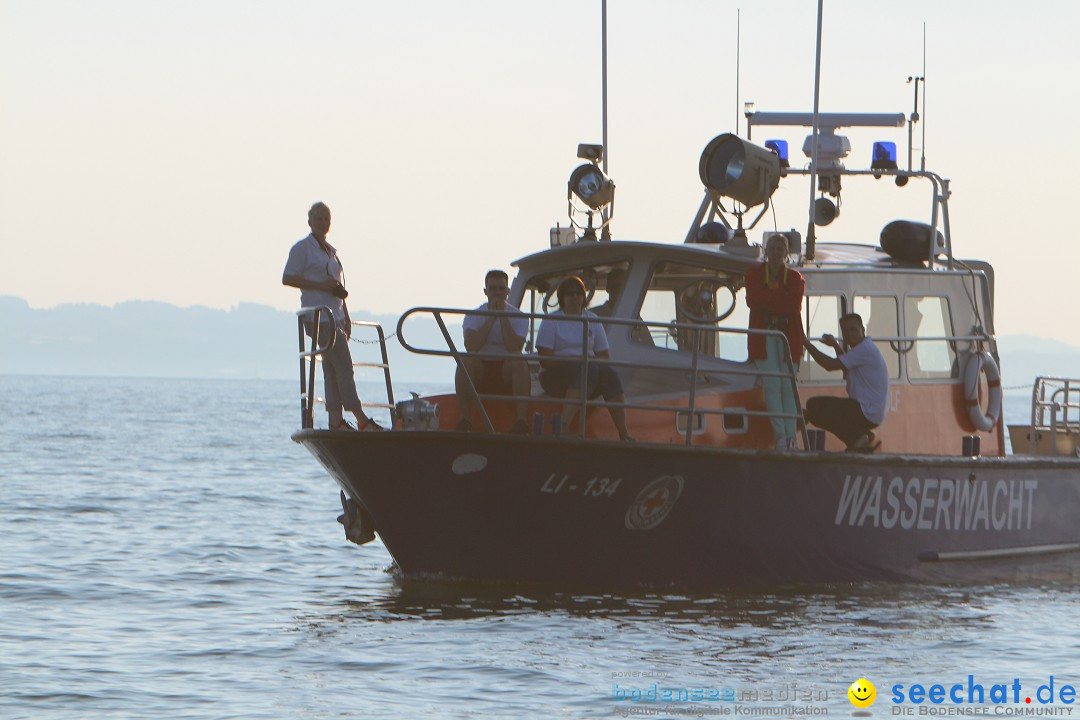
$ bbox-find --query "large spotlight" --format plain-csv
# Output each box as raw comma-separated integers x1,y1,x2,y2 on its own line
814,197,839,226
698,134,781,208
568,163,615,210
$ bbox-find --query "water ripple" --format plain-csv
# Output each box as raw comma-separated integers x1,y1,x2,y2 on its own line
2,376,1078,719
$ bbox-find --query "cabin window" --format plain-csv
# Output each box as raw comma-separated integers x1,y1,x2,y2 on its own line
799,294,844,382
905,295,958,380
638,262,749,360
853,295,901,379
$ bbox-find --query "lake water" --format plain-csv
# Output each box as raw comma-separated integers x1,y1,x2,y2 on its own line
2,375,1077,719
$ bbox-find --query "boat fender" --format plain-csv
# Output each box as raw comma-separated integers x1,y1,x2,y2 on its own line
963,351,1002,432
880,220,943,264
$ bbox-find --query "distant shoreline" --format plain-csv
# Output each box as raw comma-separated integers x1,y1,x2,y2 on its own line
1,296,1076,385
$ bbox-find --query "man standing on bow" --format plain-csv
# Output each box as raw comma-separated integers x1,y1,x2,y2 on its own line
283,202,383,431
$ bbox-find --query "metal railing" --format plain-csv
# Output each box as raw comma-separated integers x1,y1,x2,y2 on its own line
795,331,991,384
397,306,804,447
296,307,395,429
1028,377,1080,454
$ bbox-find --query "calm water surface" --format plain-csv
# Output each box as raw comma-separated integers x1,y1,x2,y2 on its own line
1,376,1076,719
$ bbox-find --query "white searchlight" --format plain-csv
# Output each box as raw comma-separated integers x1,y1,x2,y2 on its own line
568,163,615,210
698,134,781,208
566,146,616,242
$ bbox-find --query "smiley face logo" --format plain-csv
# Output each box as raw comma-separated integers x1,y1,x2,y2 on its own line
848,678,876,708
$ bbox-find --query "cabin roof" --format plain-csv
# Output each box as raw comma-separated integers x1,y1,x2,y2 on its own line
512,240,757,272
512,238,936,275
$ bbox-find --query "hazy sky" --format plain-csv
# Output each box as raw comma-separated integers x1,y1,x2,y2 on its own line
2,0,1077,344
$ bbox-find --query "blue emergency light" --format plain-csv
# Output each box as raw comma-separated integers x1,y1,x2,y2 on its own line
871,141,898,171
764,139,789,168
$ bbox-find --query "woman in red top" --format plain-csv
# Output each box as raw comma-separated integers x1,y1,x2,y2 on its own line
745,234,805,450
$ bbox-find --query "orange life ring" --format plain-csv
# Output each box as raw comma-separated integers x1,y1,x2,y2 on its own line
964,351,1002,432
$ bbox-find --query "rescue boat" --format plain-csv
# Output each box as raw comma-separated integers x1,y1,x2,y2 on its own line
291,108,1080,589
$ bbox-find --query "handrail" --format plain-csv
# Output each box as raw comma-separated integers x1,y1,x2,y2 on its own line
296,308,395,430
1026,377,1080,456
882,333,988,358
297,306,335,429
871,334,989,343
350,320,396,415
432,310,496,434
1032,378,1080,424
782,166,953,263
1048,387,1080,424
396,306,805,447
1031,377,1080,426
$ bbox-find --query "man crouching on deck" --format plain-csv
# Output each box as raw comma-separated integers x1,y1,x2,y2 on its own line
802,313,888,452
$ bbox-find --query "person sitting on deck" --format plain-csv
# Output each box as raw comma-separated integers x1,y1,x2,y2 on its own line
802,312,889,452
455,269,531,434
536,276,634,442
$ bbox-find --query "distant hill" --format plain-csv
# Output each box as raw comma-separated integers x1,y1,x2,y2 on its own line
995,335,1080,389
1,296,1077,389
0,296,456,383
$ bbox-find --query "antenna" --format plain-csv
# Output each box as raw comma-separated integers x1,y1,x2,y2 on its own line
906,75,921,172
906,23,928,173
921,22,927,171
735,9,741,136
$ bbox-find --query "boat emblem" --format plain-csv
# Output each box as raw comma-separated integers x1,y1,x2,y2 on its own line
625,475,684,530
451,453,488,476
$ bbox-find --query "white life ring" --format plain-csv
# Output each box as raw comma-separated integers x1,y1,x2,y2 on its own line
964,351,1002,432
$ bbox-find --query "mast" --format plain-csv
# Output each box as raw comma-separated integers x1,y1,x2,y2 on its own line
601,0,608,177
805,0,825,261
600,0,610,240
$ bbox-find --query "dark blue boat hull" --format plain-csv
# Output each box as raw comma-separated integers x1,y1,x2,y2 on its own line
295,431,1080,588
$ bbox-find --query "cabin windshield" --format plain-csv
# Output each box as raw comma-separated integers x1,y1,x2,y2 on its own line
637,261,750,361
519,258,752,358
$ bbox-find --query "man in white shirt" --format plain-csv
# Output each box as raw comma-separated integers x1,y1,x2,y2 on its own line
802,313,888,452
456,270,531,434
282,202,383,431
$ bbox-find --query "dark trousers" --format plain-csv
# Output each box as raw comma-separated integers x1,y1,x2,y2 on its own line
805,396,876,447
539,363,623,400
